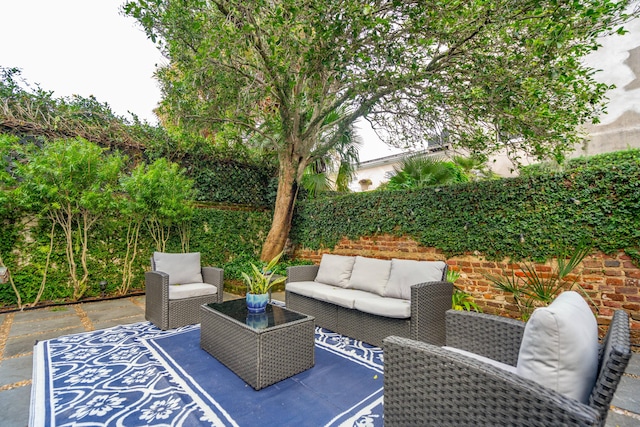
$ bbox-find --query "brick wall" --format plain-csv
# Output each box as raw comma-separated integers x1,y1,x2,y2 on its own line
293,234,640,349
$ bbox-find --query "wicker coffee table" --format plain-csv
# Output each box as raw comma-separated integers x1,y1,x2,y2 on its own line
200,299,315,390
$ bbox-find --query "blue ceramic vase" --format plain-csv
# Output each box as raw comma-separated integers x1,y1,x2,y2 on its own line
246,293,269,313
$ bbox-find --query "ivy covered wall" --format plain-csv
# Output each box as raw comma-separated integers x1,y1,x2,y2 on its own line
290,160,640,264
0,207,272,308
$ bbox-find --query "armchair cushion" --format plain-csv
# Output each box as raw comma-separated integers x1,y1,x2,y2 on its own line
168,282,217,300
384,259,447,300
516,291,598,403
153,252,203,285
314,254,356,288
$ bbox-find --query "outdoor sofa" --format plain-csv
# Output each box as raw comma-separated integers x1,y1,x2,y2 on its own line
285,254,453,347
383,291,632,426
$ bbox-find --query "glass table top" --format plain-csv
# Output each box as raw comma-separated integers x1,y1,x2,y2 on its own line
205,298,308,330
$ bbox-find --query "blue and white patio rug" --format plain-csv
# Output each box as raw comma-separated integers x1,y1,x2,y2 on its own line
31,319,384,426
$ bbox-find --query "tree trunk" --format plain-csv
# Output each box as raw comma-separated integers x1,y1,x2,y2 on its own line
261,157,300,261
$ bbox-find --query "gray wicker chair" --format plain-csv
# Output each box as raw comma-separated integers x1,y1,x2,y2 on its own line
383,309,631,426
145,253,224,330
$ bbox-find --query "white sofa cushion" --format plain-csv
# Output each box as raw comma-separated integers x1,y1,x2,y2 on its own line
286,281,373,309
353,295,411,319
315,254,356,288
168,283,216,300
347,256,391,295
285,281,318,298
516,291,599,403
384,259,447,300
153,252,203,285
318,287,376,309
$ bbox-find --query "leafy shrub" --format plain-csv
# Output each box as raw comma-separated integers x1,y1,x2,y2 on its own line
291,161,640,264
520,148,640,176
486,245,593,320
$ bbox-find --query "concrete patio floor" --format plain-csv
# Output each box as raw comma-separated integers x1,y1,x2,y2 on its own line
1,292,639,427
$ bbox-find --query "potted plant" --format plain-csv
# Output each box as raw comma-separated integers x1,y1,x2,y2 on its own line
242,252,287,313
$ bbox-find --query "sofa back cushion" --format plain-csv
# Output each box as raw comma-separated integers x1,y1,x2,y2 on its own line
347,256,392,295
153,252,203,285
384,259,447,300
314,254,356,288
516,291,599,403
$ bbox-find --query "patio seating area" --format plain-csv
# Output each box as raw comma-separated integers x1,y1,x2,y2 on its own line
1,293,639,426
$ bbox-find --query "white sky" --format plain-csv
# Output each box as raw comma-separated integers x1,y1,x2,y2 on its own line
0,0,401,161
0,0,164,124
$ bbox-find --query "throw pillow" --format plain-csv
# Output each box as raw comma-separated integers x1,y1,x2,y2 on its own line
347,256,391,296
384,259,447,300
516,291,599,403
153,252,203,285
314,254,356,288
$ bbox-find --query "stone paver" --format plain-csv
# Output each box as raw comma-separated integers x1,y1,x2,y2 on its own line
611,375,640,414
606,410,640,427
82,298,140,312
85,304,145,323
623,353,640,376
3,327,87,358
0,355,33,388
11,306,75,322
9,315,84,337
0,385,31,427
92,315,147,330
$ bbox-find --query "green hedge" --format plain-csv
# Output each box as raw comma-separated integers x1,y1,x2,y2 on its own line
520,148,640,175
184,155,278,207
291,160,640,263
0,207,274,307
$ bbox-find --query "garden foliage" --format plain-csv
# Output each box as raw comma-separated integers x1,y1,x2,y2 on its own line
0,135,276,307
291,160,640,264
124,0,637,260
520,148,640,176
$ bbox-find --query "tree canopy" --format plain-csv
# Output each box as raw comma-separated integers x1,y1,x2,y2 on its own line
124,0,637,259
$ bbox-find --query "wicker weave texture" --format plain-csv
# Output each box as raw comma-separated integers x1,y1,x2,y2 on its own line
286,291,338,331
383,309,632,427
445,310,525,366
200,303,315,390
410,280,453,346
145,266,224,330
145,271,170,329
166,294,218,329
588,309,632,418
286,265,319,283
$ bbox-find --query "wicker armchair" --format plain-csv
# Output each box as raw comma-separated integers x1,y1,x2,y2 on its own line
383,309,631,426
145,252,224,330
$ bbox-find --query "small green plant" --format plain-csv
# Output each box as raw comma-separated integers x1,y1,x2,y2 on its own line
446,269,461,283
447,268,481,312
452,287,482,312
242,251,287,295
486,245,593,320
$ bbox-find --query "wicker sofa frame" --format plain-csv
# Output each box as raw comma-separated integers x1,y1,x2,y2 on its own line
285,264,453,347
383,309,632,426
145,267,224,330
